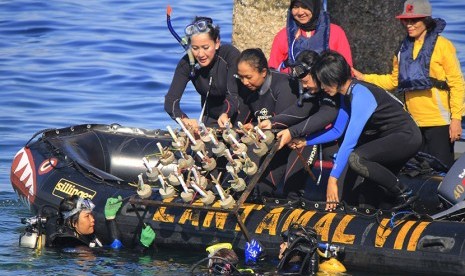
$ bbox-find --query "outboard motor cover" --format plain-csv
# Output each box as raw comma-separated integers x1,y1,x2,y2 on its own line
438,154,465,205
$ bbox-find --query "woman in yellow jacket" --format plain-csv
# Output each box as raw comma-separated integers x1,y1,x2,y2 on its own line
353,0,465,168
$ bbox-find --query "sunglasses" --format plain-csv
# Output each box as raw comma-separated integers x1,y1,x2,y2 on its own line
185,19,213,36
400,17,424,25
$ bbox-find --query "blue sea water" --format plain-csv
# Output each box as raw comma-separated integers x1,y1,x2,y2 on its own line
0,0,464,275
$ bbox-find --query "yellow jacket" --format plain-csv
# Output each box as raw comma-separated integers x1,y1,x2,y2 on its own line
364,36,465,127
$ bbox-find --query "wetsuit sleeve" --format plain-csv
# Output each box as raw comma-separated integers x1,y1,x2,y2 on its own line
329,24,353,67
439,38,465,120
330,86,377,179
364,56,399,91
164,56,191,120
271,98,318,129
274,79,300,116
305,98,349,145
222,46,241,118
289,98,338,138
269,28,289,71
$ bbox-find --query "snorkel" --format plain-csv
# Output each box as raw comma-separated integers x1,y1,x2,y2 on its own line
166,5,197,78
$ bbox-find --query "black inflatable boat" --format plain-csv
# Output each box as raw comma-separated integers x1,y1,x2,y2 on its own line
10,123,465,275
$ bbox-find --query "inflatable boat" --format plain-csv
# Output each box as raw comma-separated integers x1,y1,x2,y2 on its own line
10,123,465,275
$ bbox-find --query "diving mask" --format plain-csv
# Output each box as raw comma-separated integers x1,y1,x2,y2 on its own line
62,197,95,219
185,19,213,36
291,62,312,79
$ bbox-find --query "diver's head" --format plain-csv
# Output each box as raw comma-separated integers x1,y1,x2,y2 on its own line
290,0,322,31
237,48,269,91
206,243,239,275
59,195,95,235
292,50,320,93
278,224,320,275
279,224,318,259
185,16,221,68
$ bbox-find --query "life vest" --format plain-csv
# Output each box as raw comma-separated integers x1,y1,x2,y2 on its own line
287,11,330,65
398,18,449,92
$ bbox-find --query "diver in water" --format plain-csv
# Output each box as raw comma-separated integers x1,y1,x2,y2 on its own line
190,241,262,275
277,225,320,275
277,224,346,275
19,195,156,251
45,195,103,248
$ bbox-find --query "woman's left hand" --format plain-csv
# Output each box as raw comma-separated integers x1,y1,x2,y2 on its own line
450,118,462,142
217,113,229,128
288,138,306,149
276,129,292,150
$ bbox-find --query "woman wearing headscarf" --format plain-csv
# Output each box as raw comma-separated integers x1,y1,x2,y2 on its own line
269,0,352,72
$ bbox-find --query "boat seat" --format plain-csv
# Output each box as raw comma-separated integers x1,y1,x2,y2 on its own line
58,131,124,182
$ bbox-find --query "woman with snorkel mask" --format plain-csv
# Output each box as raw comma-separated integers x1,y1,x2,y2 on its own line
258,50,340,199
42,195,155,250
44,195,103,248
269,0,352,72
164,17,241,130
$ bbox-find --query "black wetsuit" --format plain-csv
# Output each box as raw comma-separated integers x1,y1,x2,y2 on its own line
237,71,298,196
164,44,240,126
45,216,102,248
238,71,299,124
271,91,340,198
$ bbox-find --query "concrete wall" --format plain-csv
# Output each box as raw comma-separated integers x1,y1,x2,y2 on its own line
232,0,406,73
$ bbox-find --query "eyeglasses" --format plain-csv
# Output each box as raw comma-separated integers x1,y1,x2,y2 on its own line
400,18,423,25
185,19,212,36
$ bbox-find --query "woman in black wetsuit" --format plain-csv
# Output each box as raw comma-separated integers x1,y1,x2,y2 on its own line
164,16,240,130
44,195,155,251
259,50,340,199
235,48,300,196
236,48,299,127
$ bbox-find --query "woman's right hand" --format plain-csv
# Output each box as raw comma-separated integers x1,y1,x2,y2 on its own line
351,67,365,81
326,176,339,211
258,119,272,130
181,118,199,132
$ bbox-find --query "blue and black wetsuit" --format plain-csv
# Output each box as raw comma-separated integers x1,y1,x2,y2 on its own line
310,80,422,202
164,44,240,126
